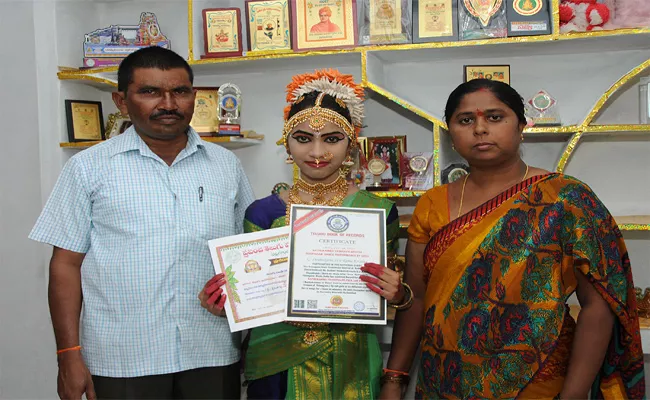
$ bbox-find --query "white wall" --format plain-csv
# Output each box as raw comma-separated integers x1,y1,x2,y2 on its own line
0,0,57,397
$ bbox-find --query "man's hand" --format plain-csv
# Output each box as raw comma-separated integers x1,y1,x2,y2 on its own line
57,352,96,400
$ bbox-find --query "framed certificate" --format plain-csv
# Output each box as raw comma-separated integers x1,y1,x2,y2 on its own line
464,65,511,85
245,0,292,53
105,112,132,139
359,0,411,45
65,100,105,142
291,0,358,51
287,205,387,325
413,0,458,43
189,87,220,136
202,8,243,58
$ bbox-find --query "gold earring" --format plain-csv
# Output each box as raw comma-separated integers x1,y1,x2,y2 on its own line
521,134,525,142
285,154,294,164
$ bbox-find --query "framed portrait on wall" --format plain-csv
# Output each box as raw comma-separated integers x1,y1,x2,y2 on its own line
464,65,511,85
367,136,406,188
291,0,358,51
245,0,292,53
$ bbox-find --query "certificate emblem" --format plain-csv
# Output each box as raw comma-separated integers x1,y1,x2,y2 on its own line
224,250,242,265
330,295,343,306
244,260,262,273
327,214,349,233
463,0,503,26
513,0,542,16
409,155,429,173
354,301,365,311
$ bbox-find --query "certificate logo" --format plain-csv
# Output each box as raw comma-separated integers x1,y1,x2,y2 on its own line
354,301,365,311
244,260,262,273
326,214,349,233
224,250,242,265
330,295,343,306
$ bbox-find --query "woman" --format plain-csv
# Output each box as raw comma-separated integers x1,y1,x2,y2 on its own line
380,79,645,399
199,69,412,399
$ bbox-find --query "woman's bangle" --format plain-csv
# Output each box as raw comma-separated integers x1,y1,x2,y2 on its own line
56,345,82,355
381,373,410,386
383,368,409,376
389,282,413,310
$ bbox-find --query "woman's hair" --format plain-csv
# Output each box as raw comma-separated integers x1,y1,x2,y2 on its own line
444,79,527,125
287,91,353,125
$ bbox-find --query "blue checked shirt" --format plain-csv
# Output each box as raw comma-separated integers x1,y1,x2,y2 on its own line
30,127,255,377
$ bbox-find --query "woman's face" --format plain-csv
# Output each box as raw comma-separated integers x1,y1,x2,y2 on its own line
287,117,350,182
448,90,525,168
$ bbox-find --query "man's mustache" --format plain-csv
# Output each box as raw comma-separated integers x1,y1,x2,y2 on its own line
150,110,184,120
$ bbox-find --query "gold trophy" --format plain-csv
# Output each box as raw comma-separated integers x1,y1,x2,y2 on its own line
366,157,387,191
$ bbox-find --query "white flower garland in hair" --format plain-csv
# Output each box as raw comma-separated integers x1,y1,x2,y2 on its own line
289,77,364,128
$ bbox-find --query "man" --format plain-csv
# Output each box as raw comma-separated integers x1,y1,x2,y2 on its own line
30,46,254,399
310,6,342,34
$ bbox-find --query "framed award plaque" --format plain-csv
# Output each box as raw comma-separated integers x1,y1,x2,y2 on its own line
291,0,358,51
189,87,220,136
202,8,243,58
359,0,412,45
367,136,406,188
65,100,105,142
464,65,510,85
507,0,551,37
245,0,292,53
413,0,458,43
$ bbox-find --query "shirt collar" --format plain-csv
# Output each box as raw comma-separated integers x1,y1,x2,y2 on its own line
109,125,207,160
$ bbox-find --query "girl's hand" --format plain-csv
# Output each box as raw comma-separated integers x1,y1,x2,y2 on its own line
198,273,227,317
360,263,404,304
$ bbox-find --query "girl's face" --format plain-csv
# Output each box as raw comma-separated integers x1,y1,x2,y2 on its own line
287,117,350,183
448,90,525,168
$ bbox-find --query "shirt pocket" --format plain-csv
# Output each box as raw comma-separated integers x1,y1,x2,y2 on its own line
182,186,238,240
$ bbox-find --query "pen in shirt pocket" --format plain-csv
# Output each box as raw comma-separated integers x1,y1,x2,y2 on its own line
199,186,204,202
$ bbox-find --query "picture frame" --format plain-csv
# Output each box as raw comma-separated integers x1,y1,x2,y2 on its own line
189,87,220,136
105,112,132,139
412,0,458,43
367,136,406,188
291,0,358,51
358,0,412,45
356,137,368,159
245,0,292,53
202,8,243,58
464,65,511,85
65,100,105,142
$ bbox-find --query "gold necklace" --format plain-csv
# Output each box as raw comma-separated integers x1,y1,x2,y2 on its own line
457,164,529,218
285,174,349,224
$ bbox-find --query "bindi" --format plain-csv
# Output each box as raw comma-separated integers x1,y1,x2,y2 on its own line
476,109,485,117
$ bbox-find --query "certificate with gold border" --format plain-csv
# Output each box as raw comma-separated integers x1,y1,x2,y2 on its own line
291,0,358,51
245,0,292,53
208,227,290,332
413,0,458,42
286,205,387,325
202,8,243,58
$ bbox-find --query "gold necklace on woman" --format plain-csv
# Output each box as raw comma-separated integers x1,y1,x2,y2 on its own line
457,164,529,218
285,174,349,224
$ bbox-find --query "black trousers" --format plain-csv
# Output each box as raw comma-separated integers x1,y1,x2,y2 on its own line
92,364,241,400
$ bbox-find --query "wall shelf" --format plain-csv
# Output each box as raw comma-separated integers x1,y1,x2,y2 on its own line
60,136,262,150
616,216,650,231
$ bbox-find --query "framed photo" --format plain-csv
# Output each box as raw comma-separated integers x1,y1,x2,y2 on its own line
357,137,368,159
464,65,511,85
202,8,243,58
291,0,358,51
245,0,292,53
105,112,132,139
413,0,458,43
65,100,105,142
367,136,406,188
189,87,220,136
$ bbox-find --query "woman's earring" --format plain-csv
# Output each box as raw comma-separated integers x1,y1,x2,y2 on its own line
451,144,456,151
343,154,354,166
285,154,294,164
521,134,525,142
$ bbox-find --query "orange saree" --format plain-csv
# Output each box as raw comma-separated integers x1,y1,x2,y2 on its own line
408,173,645,399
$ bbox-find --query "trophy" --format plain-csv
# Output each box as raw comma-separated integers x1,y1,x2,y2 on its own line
525,90,561,126
217,83,242,136
402,152,433,190
366,158,388,191
441,163,469,184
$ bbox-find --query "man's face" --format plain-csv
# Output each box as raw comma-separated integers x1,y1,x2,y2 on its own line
319,12,329,22
113,67,195,141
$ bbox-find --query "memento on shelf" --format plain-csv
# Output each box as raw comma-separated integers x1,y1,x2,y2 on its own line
202,8,244,58
401,152,434,191
245,0,292,53
458,0,507,40
412,0,458,43
217,83,242,136
105,112,132,139
636,287,650,319
464,65,510,85
83,12,170,68
291,0,358,51
65,100,105,142
366,158,388,191
506,0,551,36
441,162,469,184
190,87,220,136
525,90,561,126
359,0,412,45
367,136,406,188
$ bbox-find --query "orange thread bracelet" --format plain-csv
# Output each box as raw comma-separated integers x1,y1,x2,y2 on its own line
56,346,81,355
383,368,409,376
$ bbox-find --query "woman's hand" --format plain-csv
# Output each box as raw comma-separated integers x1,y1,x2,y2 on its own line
360,262,404,304
378,381,403,400
198,273,227,317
